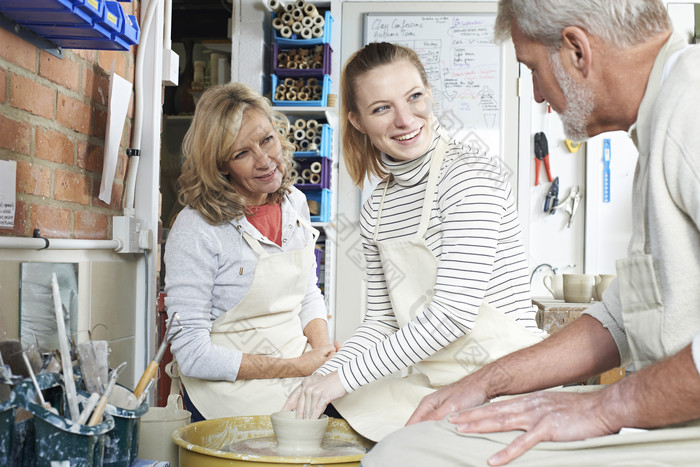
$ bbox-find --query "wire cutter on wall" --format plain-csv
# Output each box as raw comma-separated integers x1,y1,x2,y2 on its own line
534,131,553,186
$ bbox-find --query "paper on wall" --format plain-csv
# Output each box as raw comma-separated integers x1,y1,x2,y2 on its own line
0,159,17,229
99,62,133,204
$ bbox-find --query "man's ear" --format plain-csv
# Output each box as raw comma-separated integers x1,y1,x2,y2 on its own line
348,111,366,134
561,26,592,78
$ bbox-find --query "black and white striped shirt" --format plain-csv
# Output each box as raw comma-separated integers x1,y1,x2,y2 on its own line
319,126,539,391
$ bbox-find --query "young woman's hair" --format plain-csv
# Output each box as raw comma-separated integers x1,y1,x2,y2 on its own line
341,42,431,187
177,82,294,225
495,0,671,49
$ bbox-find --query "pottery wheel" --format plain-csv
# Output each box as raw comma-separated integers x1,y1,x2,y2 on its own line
223,436,366,458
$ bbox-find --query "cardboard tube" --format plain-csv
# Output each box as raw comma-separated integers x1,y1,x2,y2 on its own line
280,26,292,38
310,161,322,174
268,0,284,15
309,173,321,184
304,3,319,17
312,26,323,38
272,17,285,30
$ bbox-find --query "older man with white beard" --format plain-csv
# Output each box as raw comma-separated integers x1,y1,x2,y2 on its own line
361,0,700,465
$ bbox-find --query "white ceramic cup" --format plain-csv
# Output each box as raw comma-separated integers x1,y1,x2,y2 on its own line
543,274,564,300
593,274,616,301
562,274,595,303
271,411,328,455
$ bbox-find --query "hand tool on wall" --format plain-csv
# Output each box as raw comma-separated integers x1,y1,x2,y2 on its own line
133,312,181,399
534,131,553,186
603,138,611,203
553,185,583,228
544,176,559,214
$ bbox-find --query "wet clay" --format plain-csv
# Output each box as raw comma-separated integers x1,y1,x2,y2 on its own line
270,411,328,455
223,436,366,458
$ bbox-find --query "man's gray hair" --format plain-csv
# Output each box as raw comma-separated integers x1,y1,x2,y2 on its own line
495,0,671,48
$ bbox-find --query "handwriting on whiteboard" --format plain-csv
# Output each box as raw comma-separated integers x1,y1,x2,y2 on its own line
364,14,501,157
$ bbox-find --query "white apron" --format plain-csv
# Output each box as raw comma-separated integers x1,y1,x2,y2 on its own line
180,216,319,419
333,137,543,441
616,46,691,371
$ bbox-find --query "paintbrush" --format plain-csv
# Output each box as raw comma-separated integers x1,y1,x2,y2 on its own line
88,361,126,426
133,313,181,398
22,351,58,415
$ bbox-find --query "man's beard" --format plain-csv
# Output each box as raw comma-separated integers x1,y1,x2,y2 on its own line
550,52,594,142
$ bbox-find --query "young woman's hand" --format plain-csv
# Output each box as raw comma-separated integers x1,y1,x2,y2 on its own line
281,372,347,419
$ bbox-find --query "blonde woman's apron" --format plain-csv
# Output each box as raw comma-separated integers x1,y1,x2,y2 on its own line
333,138,542,441
180,217,319,419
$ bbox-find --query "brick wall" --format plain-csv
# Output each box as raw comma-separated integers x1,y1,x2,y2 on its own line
0,1,140,240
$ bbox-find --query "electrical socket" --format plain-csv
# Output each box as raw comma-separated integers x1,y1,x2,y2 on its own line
163,49,179,87
113,216,143,253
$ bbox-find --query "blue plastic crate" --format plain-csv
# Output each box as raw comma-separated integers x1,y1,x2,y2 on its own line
292,123,332,159
273,42,332,78
314,247,322,286
302,188,331,223
0,0,101,26
273,11,333,46
1,0,138,51
293,156,330,190
272,74,331,107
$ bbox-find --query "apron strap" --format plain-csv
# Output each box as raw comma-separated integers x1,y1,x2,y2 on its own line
165,360,184,397
416,137,449,237
373,177,392,242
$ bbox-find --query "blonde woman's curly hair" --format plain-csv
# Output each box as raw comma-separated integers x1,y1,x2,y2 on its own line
177,82,295,225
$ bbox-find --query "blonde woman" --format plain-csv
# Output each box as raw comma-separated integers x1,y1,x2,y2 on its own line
164,82,337,421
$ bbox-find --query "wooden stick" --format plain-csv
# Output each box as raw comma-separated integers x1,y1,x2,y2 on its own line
52,273,80,421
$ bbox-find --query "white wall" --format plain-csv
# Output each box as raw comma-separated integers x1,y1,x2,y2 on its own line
231,0,697,340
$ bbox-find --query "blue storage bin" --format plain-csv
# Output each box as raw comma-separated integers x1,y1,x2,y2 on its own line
294,156,331,190
302,188,331,223
292,123,333,158
273,11,333,47
272,74,331,107
314,247,322,287
273,42,332,78
0,0,138,51
0,0,100,26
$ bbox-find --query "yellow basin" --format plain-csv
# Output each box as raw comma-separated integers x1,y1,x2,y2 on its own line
172,416,374,466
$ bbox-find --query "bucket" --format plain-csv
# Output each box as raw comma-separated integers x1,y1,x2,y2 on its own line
137,393,191,465
172,415,373,467
0,387,16,464
15,372,115,467
100,385,149,466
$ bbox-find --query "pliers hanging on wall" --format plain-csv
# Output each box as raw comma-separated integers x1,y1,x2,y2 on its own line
534,131,553,186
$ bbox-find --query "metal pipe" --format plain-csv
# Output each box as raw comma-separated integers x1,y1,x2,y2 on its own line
0,237,121,251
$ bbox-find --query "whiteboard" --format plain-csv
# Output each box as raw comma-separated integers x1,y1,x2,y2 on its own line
364,13,503,158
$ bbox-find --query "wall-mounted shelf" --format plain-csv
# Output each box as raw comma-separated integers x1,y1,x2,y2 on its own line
0,12,62,58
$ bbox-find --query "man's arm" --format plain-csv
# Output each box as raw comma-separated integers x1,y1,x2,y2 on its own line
408,314,620,424
447,342,700,466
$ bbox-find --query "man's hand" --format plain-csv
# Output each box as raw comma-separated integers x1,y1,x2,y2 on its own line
281,371,347,419
447,389,618,466
407,376,488,425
